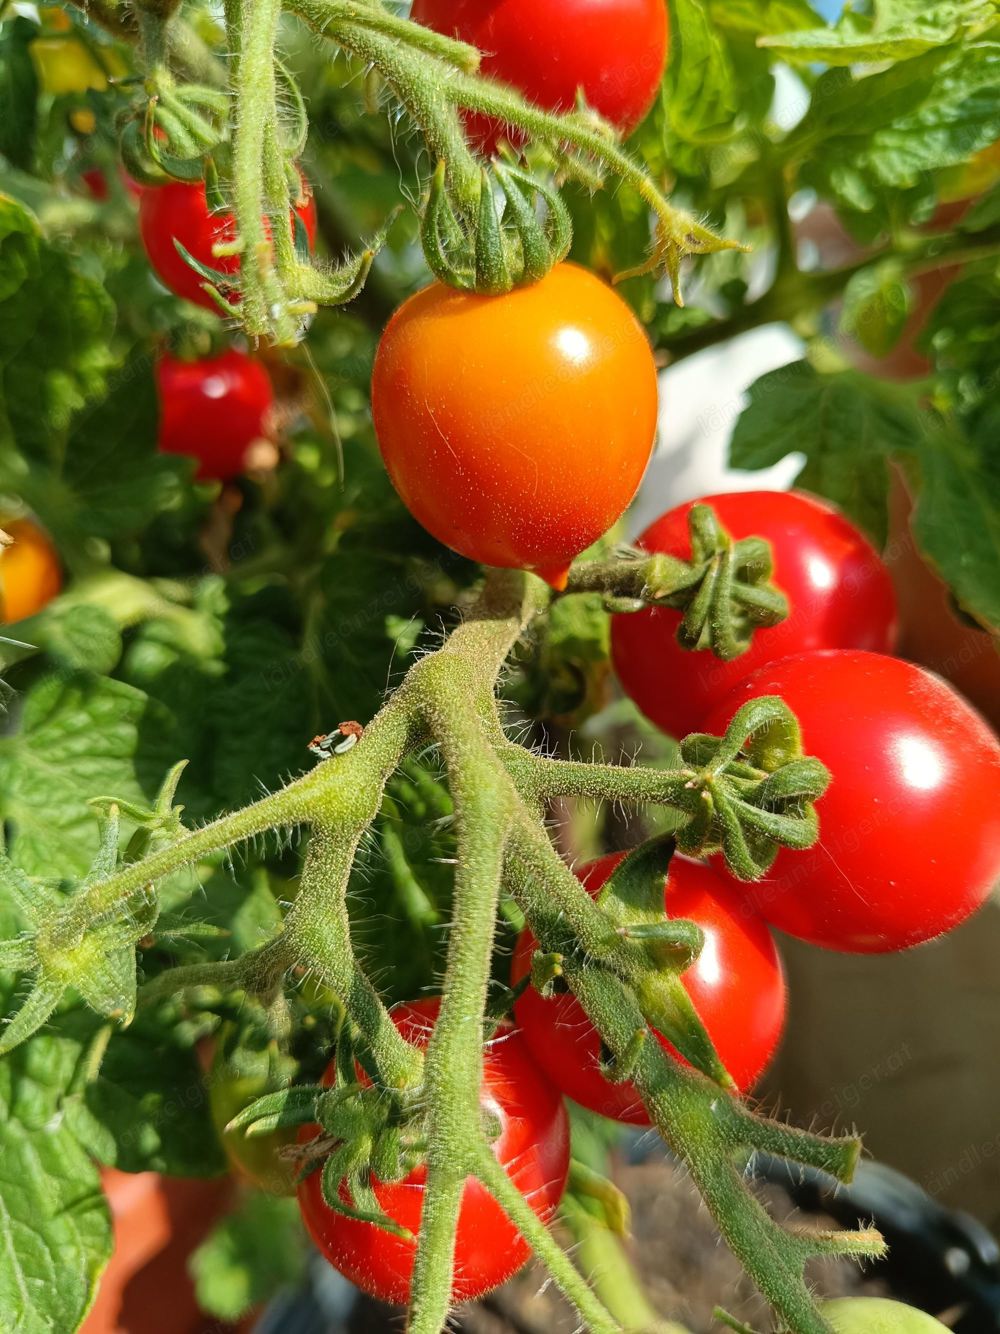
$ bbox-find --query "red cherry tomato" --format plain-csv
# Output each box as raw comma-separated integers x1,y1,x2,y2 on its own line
510,852,786,1124
703,650,1000,953
138,177,316,312
80,167,109,201
297,998,570,1304
0,517,62,623
410,0,668,154
612,490,898,738
371,262,658,589
155,348,274,482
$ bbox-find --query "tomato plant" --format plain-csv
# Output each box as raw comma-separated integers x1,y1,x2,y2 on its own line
703,651,1000,953
138,178,316,311
155,347,274,481
612,490,898,738
372,262,658,587
2,2,999,1334
410,0,668,152
297,998,570,1304
0,517,62,623
511,851,786,1121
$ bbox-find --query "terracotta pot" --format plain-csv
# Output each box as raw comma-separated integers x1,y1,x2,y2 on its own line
81,1169,235,1334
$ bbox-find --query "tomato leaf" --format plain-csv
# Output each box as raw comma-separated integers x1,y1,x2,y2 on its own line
0,195,115,465
0,672,174,878
190,1193,306,1321
729,361,916,543
909,425,1000,632
60,1013,227,1177
0,19,39,172
0,1006,112,1334
667,0,740,144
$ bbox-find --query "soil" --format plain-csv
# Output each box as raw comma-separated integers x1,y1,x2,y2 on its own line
343,1152,890,1334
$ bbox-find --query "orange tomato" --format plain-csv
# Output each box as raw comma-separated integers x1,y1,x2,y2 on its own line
371,263,658,588
0,518,62,623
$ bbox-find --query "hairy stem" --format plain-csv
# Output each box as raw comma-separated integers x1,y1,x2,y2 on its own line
475,1147,622,1334
407,782,510,1333
284,827,423,1088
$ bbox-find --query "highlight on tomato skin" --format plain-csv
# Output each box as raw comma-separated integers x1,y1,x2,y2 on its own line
297,997,571,1305
137,176,316,312
410,0,669,155
611,489,899,739
511,851,787,1124
371,261,659,588
702,650,1000,954
0,516,63,624
155,348,275,482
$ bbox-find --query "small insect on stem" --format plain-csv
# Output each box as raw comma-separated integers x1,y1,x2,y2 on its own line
308,721,365,759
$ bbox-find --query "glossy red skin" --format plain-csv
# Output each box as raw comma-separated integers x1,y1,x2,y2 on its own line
612,490,898,738
511,853,786,1124
703,650,1000,953
155,348,274,482
411,0,668,154
138,178,316,312
371,262,658,588
298,998,570,1305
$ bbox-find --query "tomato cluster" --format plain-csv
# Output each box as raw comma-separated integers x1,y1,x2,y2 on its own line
609,489,1000,955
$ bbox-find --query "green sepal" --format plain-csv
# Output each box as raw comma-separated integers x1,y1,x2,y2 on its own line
596,837,705,970
634,971,735,1091
566,1159,631,1235
474,168,512,295
224,1084,323,1136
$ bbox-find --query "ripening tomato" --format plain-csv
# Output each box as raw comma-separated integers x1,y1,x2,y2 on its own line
155,348,274,482
0,517,62,623
510,852,786,1123
410,0,668,153
611,490,898,738
371,262,658,589
138,177,317,312
207,1025,298,1196
703,651,1000,953
298,998,570,1304
818,1298,949,1333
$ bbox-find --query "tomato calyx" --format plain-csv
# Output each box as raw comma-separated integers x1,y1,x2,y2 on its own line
231,1037,428,1240
574,502,791,660
421,158,572,293
672,697,831,879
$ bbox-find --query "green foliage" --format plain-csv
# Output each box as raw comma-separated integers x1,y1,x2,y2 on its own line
0,1,998,1330
190,1192,307,1320
0,1016,112,1334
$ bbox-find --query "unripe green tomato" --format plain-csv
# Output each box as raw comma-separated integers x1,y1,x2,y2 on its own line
208,1037,298,1196
819,1298,949,1332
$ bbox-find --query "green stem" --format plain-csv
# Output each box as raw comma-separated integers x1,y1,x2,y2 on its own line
475,1148,623,1334
564,1201,690,1334
286,3,482,215
284,825,423,1089
407,783,510,1334
661,222,1000,364
53,693,419,942
231,0,299,339
302,0,482,71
